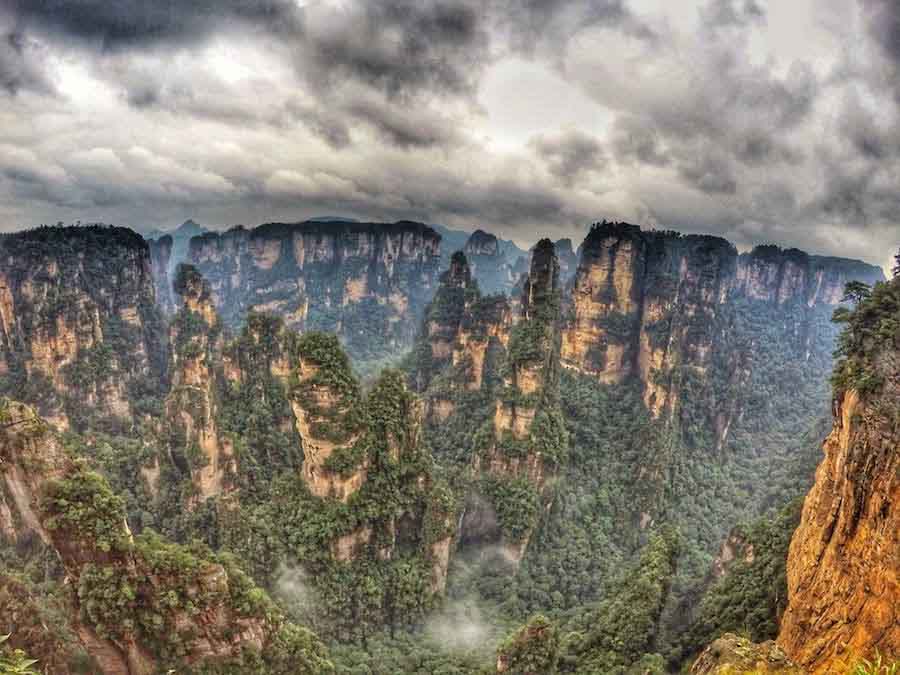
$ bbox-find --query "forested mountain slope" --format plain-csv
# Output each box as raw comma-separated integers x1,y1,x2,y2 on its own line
0,221,893,674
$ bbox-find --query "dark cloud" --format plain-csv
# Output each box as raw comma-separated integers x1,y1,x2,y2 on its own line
861,0,900,66
0,31,53,95
610,116,670,167
6,0,299,49
497,0,637,54
530,130,605,184
676,150,738,195
0,0,897,272
292,1,489,102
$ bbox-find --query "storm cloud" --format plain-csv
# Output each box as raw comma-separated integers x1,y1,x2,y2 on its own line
0,0,897,272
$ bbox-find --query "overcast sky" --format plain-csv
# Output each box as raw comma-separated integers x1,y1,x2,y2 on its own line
1,0,898,269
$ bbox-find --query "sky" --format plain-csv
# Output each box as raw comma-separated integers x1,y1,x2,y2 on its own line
0,0,898,270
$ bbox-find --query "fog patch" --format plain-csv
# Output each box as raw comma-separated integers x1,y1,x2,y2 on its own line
425,600,494,651
272,563,317,620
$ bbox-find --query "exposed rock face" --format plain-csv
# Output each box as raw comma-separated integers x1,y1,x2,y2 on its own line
412,251,512,403
289,352,365,502
561,222,884,425
465,229,501,257
466,240,567,562
464,230,519,294
188,220,441,361
779,388,899,669
0,398,329,674
147,235,174,315
711,527,755,579
554,238,578,285
691,634,802,674
562,223,646,385
0,226,165,430
165,264,235,502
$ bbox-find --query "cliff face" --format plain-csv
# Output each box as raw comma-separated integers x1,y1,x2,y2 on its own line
188,220,441,362
778,277,900,672
464,229,519,295
465,240,567,561
0,226,165,431
289,334,455,592
554,238,578,285
0,398,331,674
165,264,235,502
147,235,174,316
411,251,512,412
561,222,884,427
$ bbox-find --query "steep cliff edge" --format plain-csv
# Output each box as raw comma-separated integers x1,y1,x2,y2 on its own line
778,275,900,672
408,251,511,406
147,235,174,316
464,229,519,295
0,226,166,431
0,398,333,674
188,220,441,362
464,240,568,561
165,264,235,502
562,222,884,432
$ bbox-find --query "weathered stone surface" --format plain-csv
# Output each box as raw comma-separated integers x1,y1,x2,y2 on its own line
148,234,174,315
188,220,441,361
778,386,900,672
0,226,165,430
691,634,803,674
166,264,236,502
561,222,884,425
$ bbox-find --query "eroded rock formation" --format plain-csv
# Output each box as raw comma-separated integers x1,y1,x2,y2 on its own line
147,234,174,315
165,264,235,502
778,292,900,672
188,220,441,361
464,229,519,294
0,226,165,430
465,239,567,562
0,398,331,674
561,222,884,428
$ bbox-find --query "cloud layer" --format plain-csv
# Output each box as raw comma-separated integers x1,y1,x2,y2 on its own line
0,0,897,269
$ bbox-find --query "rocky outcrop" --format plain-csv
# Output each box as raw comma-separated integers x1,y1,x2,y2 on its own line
561,222,884,426
691,634,802,674
0,398,332,674
188,220,441,361
561,223,646,385
466,229,501,258
463,230,520,295
147,235,174,315
778,277,900,672
165,264,235,502
289,336,366,502
0,226,166,431
554,238,578,285
496,615,560,674
464,240,567,562
411,251,512,404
